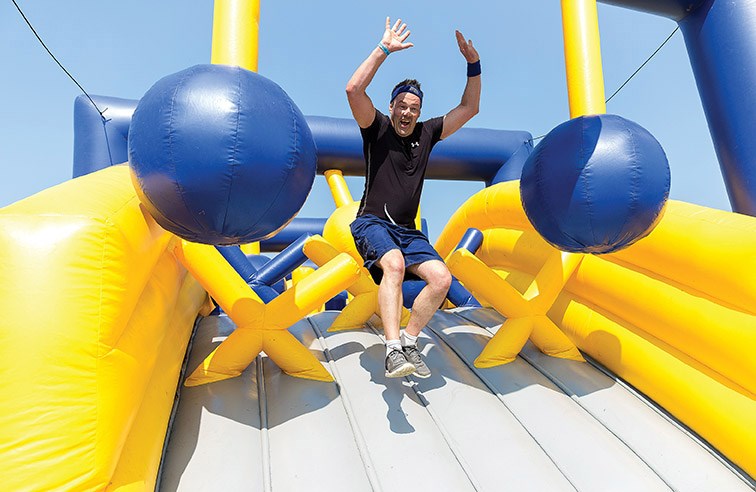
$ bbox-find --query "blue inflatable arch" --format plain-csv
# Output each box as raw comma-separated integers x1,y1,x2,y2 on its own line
600,0,756,215
73,95,533,186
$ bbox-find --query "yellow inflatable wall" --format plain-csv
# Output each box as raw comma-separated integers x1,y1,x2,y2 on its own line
436,180,756,477
0,165,209,490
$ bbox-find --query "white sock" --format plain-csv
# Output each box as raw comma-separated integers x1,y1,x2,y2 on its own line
401,331,418,347
386,339,402,356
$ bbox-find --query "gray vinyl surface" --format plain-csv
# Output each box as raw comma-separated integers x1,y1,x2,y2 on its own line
158,308,754,492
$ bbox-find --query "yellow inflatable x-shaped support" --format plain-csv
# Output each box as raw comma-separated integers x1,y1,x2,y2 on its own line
447,247,585,367
173,239,361,386
303,235,411,331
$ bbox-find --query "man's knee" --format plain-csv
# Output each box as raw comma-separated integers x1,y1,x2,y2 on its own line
378,250,405,280
424,261,452,293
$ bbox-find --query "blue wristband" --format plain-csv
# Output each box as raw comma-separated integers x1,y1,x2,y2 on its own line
467,60,481,77
378,43,390,56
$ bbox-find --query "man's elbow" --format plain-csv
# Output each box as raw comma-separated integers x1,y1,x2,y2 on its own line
345,82,361,98
465,104,480,120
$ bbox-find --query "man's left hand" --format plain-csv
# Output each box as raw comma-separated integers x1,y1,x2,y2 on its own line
455,30,479,63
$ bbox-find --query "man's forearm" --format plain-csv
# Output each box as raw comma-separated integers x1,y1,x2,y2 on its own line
346,46,388,96
440,70,481,139
460,75,481,113
348,19,413,127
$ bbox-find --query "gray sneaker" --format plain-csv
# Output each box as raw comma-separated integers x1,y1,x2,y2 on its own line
385,349,415,378
403,345,431,378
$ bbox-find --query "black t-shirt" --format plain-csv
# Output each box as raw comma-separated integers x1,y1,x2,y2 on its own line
357,109,444,228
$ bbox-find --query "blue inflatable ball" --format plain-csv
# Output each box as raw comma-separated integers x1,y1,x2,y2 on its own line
128,64,316,245
520,114,670,254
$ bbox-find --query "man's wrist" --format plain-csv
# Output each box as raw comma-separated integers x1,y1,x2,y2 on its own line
467,60,481,77
377,43,390,56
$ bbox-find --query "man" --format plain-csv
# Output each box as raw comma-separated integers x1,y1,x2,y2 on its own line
345,17,481,378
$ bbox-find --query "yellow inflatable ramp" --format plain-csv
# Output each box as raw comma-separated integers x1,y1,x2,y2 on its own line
0,165,209,491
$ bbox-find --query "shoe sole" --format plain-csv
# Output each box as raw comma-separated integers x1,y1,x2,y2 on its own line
411,369,431,379
385,362,415,378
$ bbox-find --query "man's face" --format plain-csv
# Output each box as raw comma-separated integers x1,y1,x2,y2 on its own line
389,92,421,137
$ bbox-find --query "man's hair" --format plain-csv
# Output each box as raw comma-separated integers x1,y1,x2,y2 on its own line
390,79,423,107
392,79,421,93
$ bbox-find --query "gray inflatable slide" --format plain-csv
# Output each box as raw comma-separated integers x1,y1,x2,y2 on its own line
158,308,754,491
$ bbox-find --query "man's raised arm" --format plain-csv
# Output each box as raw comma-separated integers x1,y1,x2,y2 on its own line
441,31,481,140
346,17,414,129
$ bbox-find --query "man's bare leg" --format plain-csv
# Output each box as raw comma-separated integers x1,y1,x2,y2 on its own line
399,260,452,378
377,249,415,377
404,260,452,336
376,249,405,341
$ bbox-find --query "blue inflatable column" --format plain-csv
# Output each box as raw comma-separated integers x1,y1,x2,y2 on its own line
680,0,756,215
599,0,756,215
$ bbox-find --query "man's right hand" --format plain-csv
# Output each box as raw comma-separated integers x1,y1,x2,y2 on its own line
381,17,414,53
347,17,412,128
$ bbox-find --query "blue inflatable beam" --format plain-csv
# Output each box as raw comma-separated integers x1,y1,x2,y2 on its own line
216,245,258,282
73,95,136,177
325,291,348,311
215,245,278,303
250,234,311,287
73,96,533,185
456,227,484,253
216,236,312,304
191,214,417,253
598,0,693,20
260,218,325,252
447,228,482,308
306,116,533,184
600,0,756,216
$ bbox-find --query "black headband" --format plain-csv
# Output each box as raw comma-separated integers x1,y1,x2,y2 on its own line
390,85,423,105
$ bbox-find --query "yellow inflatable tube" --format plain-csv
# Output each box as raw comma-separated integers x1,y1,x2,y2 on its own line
0,165,209,491
211,0,260,71
549,292,756,478
178,238,361,386
447,248,583,366
436,180,756,477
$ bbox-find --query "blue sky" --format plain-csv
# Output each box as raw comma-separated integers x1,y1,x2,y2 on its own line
1,1,728,241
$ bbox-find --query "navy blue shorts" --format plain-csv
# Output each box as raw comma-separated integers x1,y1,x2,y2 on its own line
350,214,444,284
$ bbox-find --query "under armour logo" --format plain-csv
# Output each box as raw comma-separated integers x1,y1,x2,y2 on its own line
410,141,420,148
